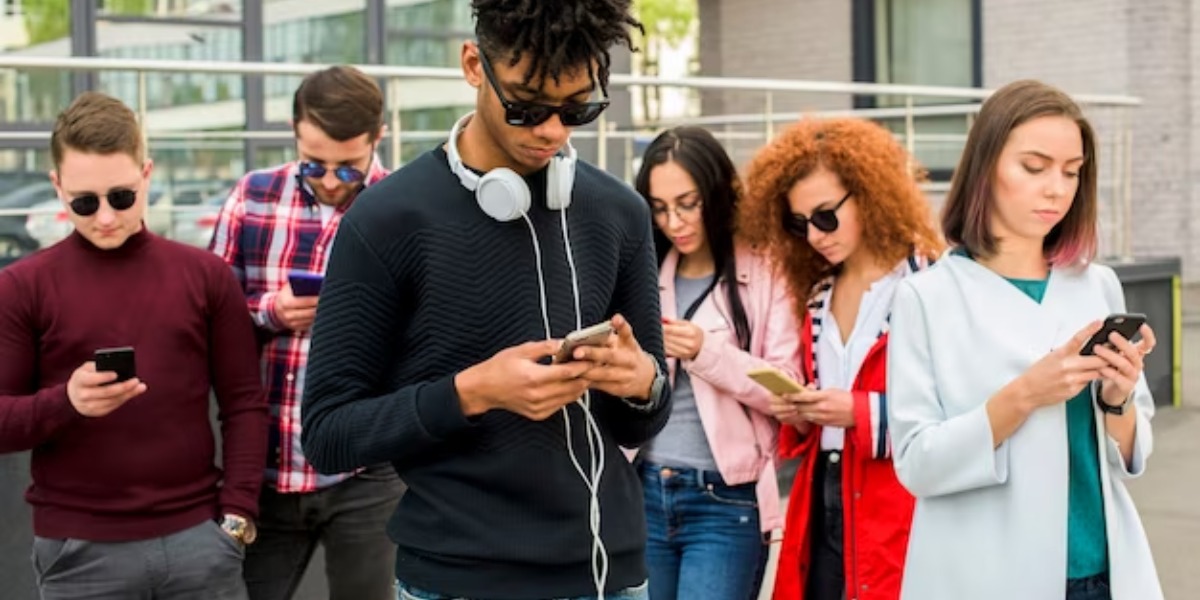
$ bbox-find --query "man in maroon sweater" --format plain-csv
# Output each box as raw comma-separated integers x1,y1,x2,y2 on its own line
0,92,269,599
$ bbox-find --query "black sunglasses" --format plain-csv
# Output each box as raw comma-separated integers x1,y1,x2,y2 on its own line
784,191,852,239
298,161,367,184
69,188,138,217
477,48,609,128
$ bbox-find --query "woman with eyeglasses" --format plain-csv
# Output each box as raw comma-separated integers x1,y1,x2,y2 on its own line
887,80,1161,600
738,118,943,600
632,126,802,600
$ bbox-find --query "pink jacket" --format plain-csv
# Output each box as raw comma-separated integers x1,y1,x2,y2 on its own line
632,244,802,532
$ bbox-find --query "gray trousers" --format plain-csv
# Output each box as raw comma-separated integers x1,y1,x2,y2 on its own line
32,519,246,600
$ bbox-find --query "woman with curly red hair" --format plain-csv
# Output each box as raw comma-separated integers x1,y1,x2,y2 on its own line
738,117,942,600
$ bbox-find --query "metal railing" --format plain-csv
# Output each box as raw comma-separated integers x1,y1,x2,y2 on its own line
0,55,1142,259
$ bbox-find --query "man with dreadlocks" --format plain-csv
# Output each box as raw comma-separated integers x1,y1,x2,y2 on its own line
299,1,669,599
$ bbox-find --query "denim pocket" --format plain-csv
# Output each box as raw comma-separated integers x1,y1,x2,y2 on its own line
611,580,650,599
701,482,759,508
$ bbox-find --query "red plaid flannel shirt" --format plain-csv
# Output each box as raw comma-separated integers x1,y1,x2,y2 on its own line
209,159,390,493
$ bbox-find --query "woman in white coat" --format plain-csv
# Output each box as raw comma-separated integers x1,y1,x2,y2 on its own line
887,79,1162,600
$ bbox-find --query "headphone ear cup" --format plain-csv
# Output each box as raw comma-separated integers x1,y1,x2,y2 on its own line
546,155,576,210
476,168,531,222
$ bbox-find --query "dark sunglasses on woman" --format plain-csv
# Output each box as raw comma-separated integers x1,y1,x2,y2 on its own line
784,191,851,239
69,188,138,217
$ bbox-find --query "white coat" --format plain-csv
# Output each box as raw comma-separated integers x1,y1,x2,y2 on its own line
886,253,1162,600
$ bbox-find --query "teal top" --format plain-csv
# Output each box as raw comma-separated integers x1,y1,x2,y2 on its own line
1005,275,1109,578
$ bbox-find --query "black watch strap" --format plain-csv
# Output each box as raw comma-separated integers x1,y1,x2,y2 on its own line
1096,390,1132,415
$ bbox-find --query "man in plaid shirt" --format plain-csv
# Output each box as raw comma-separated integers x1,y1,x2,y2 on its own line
209,65,404,600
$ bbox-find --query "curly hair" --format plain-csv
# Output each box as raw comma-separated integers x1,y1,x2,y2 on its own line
472,0,643,96
739,118,944,315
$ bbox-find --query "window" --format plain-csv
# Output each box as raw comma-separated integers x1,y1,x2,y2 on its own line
853,0,981,177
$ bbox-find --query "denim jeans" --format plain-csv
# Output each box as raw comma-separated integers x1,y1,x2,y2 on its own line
639,462,767,600
1066,573,1111,600
395,580,649,600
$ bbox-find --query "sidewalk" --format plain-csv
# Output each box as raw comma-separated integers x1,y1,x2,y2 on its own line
1132,307,1200,599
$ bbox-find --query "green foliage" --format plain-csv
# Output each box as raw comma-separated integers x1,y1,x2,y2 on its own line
636,0,697,48
107,0,155,15
23,0,69,45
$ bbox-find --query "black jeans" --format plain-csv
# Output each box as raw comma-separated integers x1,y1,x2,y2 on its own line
243,464,405,600
806,450,846,600
1066,573,1111,600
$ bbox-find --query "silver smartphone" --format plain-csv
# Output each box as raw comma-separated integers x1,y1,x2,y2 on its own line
554,322,615,363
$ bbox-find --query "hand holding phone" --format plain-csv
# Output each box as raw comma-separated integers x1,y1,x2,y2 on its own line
275,276,321,332
67,349,146,417
554,322,616,364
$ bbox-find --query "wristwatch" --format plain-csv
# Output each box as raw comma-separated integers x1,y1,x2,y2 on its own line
220,514,258,545
647,353,667,402
1095,384,1133,415
622,352,666,412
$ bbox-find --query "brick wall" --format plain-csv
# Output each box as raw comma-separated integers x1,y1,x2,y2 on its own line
697,0,853,167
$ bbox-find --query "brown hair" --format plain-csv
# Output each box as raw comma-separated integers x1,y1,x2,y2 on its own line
292,66,384,142
739,117,943,314
941,79,1098,266
50,91,144,168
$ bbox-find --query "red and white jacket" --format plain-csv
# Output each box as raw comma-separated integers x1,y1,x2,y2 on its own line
772,255,930,600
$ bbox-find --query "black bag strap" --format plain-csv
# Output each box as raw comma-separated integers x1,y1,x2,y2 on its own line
672,275,720,376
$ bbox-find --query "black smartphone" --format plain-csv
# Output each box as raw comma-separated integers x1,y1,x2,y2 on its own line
288,271,324,297
1080,313,1147,356
94,346,136,382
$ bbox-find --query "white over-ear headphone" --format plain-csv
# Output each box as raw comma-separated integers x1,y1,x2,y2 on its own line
445,111,577,221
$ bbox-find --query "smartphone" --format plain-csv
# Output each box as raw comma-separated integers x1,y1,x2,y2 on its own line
747,367,805,395
554,322,615,363
288,271,324,297
95,346,136,383
1080,313,1147,356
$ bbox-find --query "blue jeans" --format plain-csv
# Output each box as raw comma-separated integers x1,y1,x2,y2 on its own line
396,580,649,600
639,462,767,600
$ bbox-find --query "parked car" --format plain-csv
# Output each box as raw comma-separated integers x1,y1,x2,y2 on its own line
171,188,231,248
0,181,55,260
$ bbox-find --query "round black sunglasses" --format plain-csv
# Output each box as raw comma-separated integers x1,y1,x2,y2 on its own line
69,188,138,217
783,191,852,239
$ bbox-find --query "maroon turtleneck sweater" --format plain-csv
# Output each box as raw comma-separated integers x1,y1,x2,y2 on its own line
0,229,268,542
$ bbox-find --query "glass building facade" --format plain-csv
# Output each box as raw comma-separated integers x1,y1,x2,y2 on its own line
0,0,478,257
